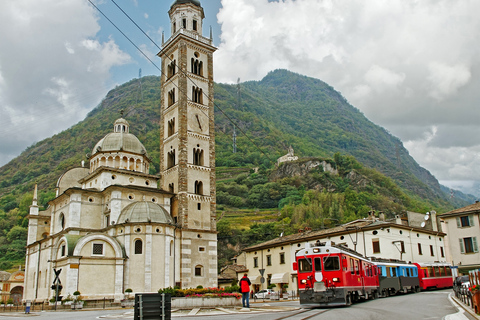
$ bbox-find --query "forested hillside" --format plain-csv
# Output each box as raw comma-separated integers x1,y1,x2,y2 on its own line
0,70,474,270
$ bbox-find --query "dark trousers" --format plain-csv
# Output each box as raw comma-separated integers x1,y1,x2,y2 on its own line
242,292,250,307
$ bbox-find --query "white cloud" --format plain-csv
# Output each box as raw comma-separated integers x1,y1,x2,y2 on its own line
0,0,131,166
427,62,471,101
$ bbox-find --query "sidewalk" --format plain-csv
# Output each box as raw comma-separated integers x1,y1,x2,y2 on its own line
450,293,480,320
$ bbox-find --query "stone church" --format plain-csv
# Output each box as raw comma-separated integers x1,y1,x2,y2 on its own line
24,0,217,302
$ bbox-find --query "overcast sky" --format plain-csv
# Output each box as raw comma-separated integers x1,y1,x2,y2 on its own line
1,0,479,197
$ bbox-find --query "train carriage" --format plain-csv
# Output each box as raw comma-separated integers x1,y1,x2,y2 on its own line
374,260,420,296
293,241,379,306
414,262,453,290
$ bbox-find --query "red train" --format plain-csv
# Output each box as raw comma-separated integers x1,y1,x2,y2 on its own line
293,241,453,306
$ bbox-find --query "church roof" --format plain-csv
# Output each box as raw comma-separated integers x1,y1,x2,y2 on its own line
118,201,174,224
92,118,148,156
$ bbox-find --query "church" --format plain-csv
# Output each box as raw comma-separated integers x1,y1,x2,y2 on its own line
24,0,217,302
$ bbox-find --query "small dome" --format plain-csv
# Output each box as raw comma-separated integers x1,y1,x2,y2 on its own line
118,201,174,224
92,118,147,156
171,0,201,9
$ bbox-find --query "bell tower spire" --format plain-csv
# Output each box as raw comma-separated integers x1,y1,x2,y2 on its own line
158,0,217,289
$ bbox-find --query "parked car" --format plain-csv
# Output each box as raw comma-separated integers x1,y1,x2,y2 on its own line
254,289,275,299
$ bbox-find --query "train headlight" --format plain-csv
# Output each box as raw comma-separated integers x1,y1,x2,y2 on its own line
332,278,340,282
301,279,307,284
313,248,320,253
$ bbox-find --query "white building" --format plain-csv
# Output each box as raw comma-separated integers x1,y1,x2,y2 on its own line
24,0,218,303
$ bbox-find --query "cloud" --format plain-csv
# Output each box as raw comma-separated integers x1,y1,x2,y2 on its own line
216,0,480,195
0,0,131,166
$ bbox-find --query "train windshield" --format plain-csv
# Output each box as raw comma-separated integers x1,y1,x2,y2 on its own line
323,256,340,271
314,258,322,271
298,258,312,272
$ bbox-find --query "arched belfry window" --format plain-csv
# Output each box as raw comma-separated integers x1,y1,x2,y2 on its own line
193,148,204,166
169,183,174,193
194,181,203,195
168,118,175,137
167,60,176,78
191,55,203,76
59,213,65,230
134,239,143,254
167,149,176,169
168,89,175,106
192,86,202,104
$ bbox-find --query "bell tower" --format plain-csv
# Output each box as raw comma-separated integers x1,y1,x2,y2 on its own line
158,0,217,288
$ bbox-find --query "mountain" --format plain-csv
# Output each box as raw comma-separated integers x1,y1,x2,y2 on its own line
0,70,473,207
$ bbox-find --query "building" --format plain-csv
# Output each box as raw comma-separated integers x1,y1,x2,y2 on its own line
276,146,298,166
438,202,480,273
241,212,447,294
24,0,217,303
0,270,24,305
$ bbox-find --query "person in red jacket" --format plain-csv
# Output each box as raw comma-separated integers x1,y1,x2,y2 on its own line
239,273,251,308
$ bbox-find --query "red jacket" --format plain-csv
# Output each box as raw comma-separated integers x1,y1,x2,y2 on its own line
239,276,251,293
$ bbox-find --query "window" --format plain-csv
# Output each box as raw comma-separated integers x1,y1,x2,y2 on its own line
372,239,380,253
254,257,258,268
440,247,445,257
430,245,434,256
194,265,203,277
92,243,104,255
168,89,175,106
459,237,479,253
59,213,65,230
192,86,203,104
314,257,322,271
298,258,312,272
167,60,176,78
168,118,175,136
266,255,272,266
193,148,204,166
350,258,355,274
197,203,201,210
194,181,203,195
191,57,203,76
61,245,66,257
457,215,475,228
135,239,143,254
199,247,205,252
167,150,176,169
323,257,340,271
279,252,285,264
169,183,174,193
182,18,187,29
418,243,423,255
193,20,197,31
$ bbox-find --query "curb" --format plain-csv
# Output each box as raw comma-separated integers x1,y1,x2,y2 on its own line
450,293,480,320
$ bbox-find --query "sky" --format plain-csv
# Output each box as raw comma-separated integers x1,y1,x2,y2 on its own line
1,0,480,198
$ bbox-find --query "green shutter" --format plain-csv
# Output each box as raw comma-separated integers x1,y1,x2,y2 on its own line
459,238,465,253
469,215,475,226
473,237,478,253
456,217,461,228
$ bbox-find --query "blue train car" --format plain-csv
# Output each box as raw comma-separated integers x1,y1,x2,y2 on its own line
375,260,420,296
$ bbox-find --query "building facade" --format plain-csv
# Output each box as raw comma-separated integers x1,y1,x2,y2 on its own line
242,214,448,294
439,202,480,273
24,0,217,303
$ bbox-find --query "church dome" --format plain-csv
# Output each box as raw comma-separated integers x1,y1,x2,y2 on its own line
92,118,148,156
171,0,201,8
117,201,174,224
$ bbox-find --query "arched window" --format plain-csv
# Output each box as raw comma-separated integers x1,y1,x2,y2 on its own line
193,148,204,166
167,150,176,169
192,86,202,104
167,60,176,78
168,89,175,106
169,183,174,193
191,57,203,76
134,239,143,254
194,265,203,277
194,181,203,195
59,213,65,230
168,118,175,137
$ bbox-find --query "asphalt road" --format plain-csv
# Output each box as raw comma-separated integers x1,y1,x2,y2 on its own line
0,289,475,320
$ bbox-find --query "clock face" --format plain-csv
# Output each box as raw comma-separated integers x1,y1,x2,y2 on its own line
192,112,208,133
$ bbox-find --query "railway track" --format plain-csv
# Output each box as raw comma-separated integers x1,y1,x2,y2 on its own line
274,308,328,320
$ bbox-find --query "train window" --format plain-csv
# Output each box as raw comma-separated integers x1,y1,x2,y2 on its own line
350,258,355,274
314,258,322,271
323,257,340,271
391,267,397,277
298,258,312,272
355,260,359,275
446,267,452,276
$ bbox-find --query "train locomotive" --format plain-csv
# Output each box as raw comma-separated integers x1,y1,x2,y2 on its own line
293,241,453,307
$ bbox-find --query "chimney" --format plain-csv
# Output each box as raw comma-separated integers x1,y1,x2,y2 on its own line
430,211,438,232
379,212,385,221
395,215,402,225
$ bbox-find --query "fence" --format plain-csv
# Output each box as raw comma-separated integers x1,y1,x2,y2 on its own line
0,298,119,313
